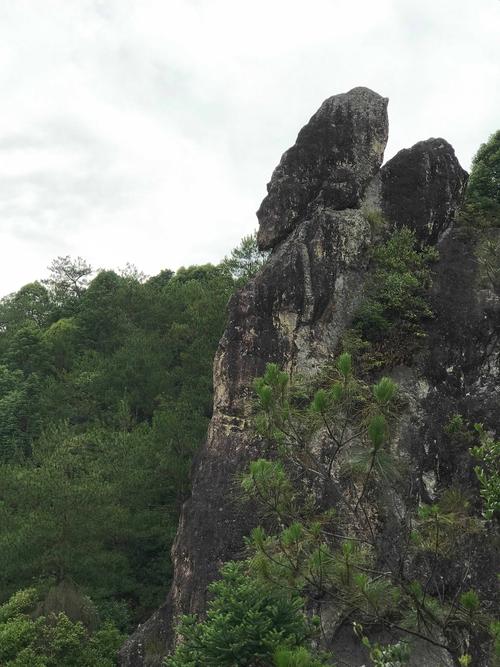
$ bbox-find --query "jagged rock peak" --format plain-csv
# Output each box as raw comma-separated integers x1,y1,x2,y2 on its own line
379,138,468,244
257,86,389,250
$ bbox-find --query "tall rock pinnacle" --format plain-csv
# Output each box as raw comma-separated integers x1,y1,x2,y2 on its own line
257,87,389,250
118,89,493,667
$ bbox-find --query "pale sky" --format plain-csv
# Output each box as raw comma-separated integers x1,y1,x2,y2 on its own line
0,0,499,295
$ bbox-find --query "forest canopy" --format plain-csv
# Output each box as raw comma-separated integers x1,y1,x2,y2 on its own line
0,233,267,659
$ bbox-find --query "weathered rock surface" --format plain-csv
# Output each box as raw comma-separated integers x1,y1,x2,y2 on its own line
119,89,498,666
320,225,500,666
120,206,373,666
257,87,389,250
381,138,468,244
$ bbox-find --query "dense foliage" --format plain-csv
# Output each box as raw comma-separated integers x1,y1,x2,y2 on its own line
0,234,266,661
166,562,321,667
465,130,500,226
345,226,438,368
0,587,123,667
0,262,234,615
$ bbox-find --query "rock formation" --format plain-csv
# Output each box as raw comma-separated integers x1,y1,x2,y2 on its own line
257,87,389,250
380,138,469,244
119,87,498,666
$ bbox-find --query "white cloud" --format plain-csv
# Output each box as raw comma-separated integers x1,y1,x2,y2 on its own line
0,0,499,294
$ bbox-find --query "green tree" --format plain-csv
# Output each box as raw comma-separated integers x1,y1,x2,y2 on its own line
0,257,236,637
0,423,130,601
42,318,79,372
146,268,174,290
43,256,93,311
274,646,329,666
77,270,133,353
475,235,500,291
222,232,269,284
0,587,123,666
0,415,199,623
465,130,500,226
167,562,319,667
0,282,52,333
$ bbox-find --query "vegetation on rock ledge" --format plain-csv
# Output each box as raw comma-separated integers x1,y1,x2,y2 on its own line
344,226,438,369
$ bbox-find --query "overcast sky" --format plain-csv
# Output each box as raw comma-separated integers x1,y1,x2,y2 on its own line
0,0,499,295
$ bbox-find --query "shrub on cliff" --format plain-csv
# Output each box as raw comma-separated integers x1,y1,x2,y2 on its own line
354,228,437,345
241,356,498,665
166,562,321,667
471,424,500,521
344,227,438,367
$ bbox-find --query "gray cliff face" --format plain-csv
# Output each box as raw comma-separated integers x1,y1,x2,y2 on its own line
119,89,498,666
257,87,389,250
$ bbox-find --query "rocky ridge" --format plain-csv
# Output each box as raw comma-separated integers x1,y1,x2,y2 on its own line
119,87,498,666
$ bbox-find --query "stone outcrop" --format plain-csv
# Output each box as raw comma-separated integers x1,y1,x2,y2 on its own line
257,87,389,250
380,138,468,243
120,88,498,666
119,207,374,667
